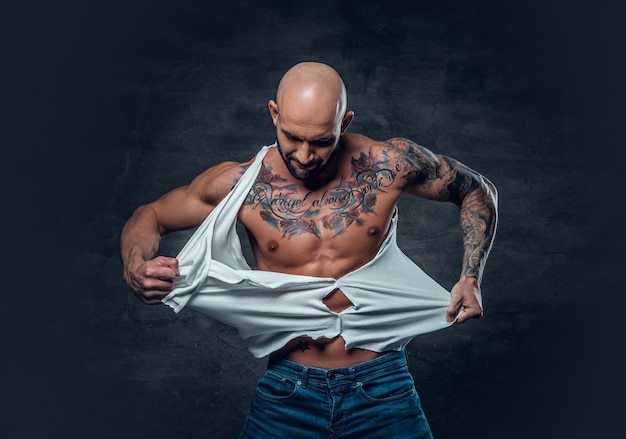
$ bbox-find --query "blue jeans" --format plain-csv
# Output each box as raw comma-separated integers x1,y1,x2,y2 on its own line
239,350,434,438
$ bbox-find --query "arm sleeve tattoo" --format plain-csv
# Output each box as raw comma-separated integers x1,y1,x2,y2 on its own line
441,155,498,282
389,138,498,284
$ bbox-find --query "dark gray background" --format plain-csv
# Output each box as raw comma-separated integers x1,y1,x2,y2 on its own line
2,0,624,438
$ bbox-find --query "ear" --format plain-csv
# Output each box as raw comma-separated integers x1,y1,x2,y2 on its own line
340,110,354,133
268,100,279,126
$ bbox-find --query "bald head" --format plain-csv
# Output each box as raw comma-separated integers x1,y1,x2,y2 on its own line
275,62,348,124
268,63,354,187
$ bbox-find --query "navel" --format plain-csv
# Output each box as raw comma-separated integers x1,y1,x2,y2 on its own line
267,240,280,252
367,226,380,237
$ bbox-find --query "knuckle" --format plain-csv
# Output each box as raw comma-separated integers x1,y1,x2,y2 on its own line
143,264,159,277
141,278,161,290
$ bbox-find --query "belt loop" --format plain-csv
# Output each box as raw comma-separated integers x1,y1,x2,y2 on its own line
301,366,309,388
348,366,357,382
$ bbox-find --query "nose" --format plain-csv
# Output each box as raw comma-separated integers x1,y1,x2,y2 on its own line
294,142,315,165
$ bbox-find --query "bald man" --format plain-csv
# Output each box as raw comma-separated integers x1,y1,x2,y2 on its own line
121,62,498,438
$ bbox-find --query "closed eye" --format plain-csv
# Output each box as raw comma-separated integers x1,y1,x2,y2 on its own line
312,138,335,147
282,130,335,147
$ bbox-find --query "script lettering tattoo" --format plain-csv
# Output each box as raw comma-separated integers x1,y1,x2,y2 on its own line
384,138,442,187
243,149,400,238
244,163,322,237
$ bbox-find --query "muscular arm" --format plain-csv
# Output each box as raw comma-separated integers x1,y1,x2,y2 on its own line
431,154,498,287
387,138,499,321
120,161,243,303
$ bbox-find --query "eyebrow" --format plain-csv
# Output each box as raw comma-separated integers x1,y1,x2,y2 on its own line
282,129,334,143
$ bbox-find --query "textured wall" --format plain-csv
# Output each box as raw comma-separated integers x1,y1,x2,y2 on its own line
3,0,624,438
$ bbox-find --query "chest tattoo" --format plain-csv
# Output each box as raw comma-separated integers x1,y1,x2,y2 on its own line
243,149,400,238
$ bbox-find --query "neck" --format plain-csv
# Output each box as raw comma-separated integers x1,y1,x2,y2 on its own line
313,140,343,188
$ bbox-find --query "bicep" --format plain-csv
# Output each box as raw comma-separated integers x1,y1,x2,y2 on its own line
424,155,481,206
388,138,479,204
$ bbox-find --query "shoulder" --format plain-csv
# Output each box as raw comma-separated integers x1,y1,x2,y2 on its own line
381,137,442,177
188,157,256,205
383,137,439,162
345,135,450,194
342,134,435,158
343,135,441,172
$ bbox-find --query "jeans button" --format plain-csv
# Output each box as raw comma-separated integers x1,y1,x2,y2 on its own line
328,372,335,380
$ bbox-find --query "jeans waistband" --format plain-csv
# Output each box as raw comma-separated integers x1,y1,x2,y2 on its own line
267,350,407,385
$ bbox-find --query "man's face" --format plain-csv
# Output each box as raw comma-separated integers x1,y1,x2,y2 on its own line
275,127,340,184
269,99,351,186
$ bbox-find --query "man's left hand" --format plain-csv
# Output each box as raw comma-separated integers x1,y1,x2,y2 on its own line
447,277,483,323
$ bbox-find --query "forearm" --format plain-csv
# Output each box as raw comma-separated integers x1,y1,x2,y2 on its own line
459,177,498,284
390,138,497,320
120,204,163,268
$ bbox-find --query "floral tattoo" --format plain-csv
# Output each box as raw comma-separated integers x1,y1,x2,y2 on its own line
385,138,498,281
242,149,400,238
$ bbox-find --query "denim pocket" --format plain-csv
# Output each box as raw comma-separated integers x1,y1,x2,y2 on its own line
255,370,301,402
357,368,417,404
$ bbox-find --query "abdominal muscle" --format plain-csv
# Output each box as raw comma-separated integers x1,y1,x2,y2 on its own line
271,337,387,369
247,212,395,368
269,288,389,369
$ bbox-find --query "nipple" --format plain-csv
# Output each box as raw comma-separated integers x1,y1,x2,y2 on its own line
267,240,279,252
367,226,380,237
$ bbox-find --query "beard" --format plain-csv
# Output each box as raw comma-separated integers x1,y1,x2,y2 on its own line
276,140,326,186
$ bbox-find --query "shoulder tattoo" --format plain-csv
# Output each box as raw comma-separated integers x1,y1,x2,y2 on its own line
384,138,443,188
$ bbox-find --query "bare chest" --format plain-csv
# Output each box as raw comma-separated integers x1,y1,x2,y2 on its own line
240,160,400,240
235,146,404,275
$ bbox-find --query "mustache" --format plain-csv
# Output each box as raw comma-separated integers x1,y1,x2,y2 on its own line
290,157,323,167
276,141,321,166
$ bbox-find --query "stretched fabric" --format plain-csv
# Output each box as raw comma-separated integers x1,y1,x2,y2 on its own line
163,144,455,358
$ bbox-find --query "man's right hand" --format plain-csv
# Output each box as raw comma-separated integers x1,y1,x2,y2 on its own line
123,256,180,304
